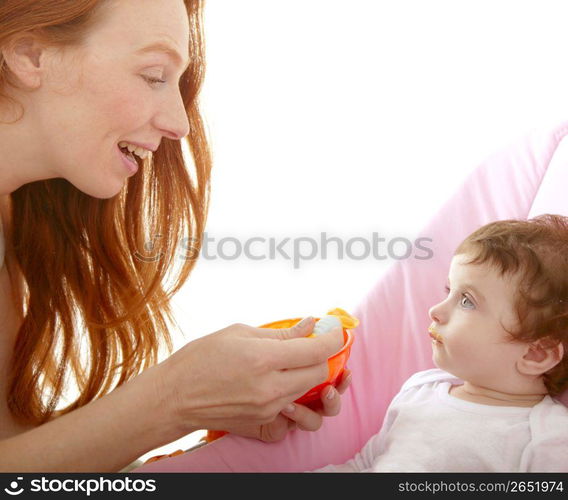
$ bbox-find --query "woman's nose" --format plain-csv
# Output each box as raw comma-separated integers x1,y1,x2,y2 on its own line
153,90,190,140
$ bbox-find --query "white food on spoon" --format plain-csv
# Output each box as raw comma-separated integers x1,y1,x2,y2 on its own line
311,315,343,336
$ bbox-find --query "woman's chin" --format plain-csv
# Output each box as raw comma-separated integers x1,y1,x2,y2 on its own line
71,179,126,199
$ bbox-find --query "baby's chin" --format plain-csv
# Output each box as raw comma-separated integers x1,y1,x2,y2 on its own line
432,359,450,374
430,356,461,380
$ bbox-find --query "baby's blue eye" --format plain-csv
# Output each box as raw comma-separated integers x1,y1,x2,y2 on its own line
460,294,475,309
446,286,475,309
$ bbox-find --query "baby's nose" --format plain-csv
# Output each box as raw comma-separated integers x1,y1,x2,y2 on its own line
428,301,444,323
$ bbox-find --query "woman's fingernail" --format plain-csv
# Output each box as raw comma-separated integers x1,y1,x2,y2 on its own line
296,317,314,328
284,403,295,413
326,387,336,400
344,374,352,386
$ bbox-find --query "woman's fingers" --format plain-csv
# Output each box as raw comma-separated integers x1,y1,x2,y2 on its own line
271,329,344,370
272,361,330,400
281,402,324,432
270,367,352,419
320,385,341,416
254,371,351,442
279,383,342,432
252,318,344,370
270,317,316,340
272,366,352,408
335,368,352,395
249,316,315,341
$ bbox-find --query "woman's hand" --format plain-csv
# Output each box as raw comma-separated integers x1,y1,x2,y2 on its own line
225,368,353,442
153,318,345,440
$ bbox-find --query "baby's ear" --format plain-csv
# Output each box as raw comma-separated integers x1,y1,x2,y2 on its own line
517,338,564,376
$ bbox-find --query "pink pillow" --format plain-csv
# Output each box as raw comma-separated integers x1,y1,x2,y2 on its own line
135,122,568,472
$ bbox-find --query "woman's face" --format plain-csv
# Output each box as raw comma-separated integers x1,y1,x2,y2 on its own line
31,0,191,198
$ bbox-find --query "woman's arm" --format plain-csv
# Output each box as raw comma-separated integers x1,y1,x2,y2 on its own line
0,363,179,472
0,318,343,472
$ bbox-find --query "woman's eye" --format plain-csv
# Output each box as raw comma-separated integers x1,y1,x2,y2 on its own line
460,294,475,309
142,75,166,86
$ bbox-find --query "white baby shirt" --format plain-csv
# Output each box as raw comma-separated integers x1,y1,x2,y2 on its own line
317,369,568,472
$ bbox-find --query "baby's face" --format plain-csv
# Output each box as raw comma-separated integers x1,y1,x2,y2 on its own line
428,253,529,392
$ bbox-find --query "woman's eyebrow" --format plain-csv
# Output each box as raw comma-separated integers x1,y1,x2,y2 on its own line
135,41,191,72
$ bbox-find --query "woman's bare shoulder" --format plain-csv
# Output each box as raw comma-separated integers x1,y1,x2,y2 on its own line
0,199,35,438
0,262,21,357
0,215,4,273
0,198,22,329
0,268,18,435
0,222,24,378
0,255,33,439
0,194,9,273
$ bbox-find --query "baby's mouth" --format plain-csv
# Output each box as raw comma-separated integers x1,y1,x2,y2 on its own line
428,325,443,344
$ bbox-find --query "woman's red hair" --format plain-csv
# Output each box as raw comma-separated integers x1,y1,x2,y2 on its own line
0,0,211,425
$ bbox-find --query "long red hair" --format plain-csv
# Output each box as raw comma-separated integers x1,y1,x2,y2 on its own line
0,0,211,425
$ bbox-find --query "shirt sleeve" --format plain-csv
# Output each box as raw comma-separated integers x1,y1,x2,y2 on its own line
526,436,568,472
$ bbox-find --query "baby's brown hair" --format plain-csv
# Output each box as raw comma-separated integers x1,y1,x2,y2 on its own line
455,214,568,396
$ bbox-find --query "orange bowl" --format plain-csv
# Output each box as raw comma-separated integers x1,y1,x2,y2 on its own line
259,317,354,405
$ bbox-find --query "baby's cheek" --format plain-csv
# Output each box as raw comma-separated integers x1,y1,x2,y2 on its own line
439,336,474,366
452,338,481,361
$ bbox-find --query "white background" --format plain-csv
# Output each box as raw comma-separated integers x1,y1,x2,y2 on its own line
138,0,568,461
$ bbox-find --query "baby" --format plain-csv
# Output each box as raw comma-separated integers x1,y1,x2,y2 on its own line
316,214,568,472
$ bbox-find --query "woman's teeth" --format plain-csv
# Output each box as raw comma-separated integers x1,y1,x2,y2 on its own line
118,141,151,160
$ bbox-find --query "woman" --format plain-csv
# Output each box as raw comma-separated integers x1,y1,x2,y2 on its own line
0,0,349,472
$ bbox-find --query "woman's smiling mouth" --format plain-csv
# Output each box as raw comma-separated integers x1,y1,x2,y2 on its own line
117,144,139,175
